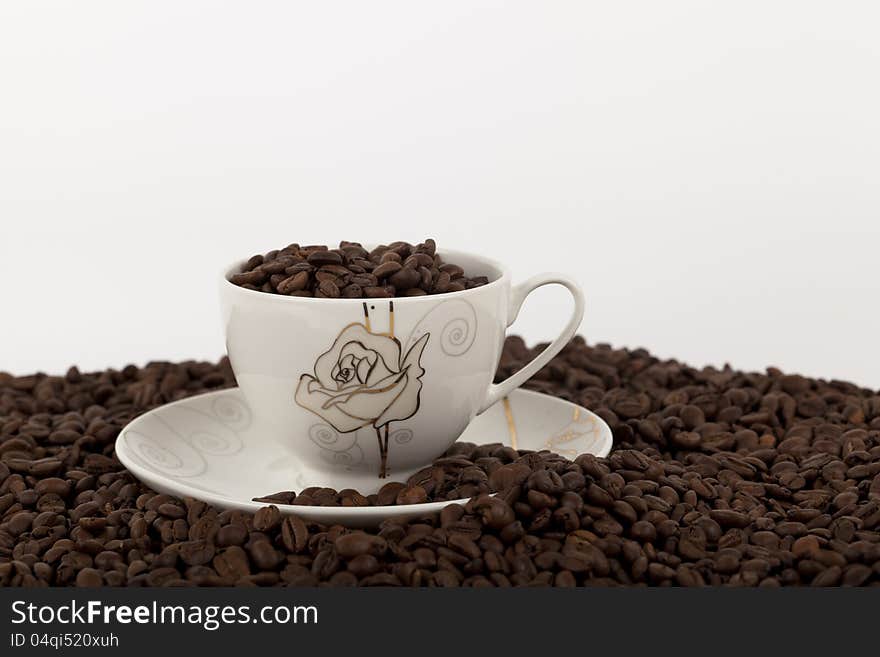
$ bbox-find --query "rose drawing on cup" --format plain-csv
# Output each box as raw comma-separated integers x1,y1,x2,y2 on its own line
294,316,430,478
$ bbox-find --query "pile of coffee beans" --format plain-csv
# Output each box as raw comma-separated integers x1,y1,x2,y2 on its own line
229,239,489,298
3,336,880,587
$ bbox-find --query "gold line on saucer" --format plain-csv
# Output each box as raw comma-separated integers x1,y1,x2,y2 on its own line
502,397,518,450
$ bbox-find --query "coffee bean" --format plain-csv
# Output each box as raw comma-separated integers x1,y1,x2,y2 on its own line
672,431,702,449
350,274,377,287
418,266,433,289
217,523,247,547
680,405,706,429
372,261,402,280
281,516,309,553
376,482,406,506
248,540,281,570
396,486,427,505
157,503,185,519
439,263,464,279
335,532,379,559
776,521,808,537
327,571,358,587
811,566,842,586
179,540,215,566
363,286,392,298
214,546,250,579
432,271,451,293
253,505,282,532
448,534,481,560
340,490,370,506
244,254,264,270
389,267,421,290
307,250,343,266
34,478,70,497
317,279,341,298
230,270,266,286
714,549,741,574
475,498,515,530
842,564,872,587
631,521,657,542
75,568,103,587
791,535,821,558
489,463,531,491
277,271,309,294
286,262,314,274
709,509,750,529
347,554,380,578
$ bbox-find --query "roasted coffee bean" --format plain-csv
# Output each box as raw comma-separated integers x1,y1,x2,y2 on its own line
286,262,314,274
75,568,103,587
307,250,343,266
363,286,392,298
179,540,214,566
396,486,428,505
230,269,266,286
372,261,402,280
432,271,451,293
347,554,380,578
335,532,382,559
709,509,750,529
340,490,370,507
350,274,377,287
489,463,531,491
388,267,421,290
631,521,657,542
281,516,309,553
317,279,341,298
157,503,185,519
213,546,250,580
475,497,515,530
249,540,282,570
216,523,248,547
376,482,406,506
229,240,489,298
253,505,282,532
34,478,70,497
277,271,309,294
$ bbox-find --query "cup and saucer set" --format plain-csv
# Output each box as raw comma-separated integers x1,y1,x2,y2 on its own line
116,249,612,526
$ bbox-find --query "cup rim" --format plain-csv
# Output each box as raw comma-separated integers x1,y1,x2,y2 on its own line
220,246,511,304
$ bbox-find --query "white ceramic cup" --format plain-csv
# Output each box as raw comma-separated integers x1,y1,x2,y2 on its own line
220,249,584,493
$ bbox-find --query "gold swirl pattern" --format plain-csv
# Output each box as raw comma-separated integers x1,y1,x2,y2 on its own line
502,397,518,450
308,423,365,468
544,407,600,458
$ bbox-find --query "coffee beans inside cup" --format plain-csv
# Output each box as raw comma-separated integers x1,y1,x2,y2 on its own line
229,239,490,298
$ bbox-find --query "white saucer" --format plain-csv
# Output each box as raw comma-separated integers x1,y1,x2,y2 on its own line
115,387,612,527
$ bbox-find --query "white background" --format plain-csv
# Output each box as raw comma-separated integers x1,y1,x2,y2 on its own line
1,2,878,387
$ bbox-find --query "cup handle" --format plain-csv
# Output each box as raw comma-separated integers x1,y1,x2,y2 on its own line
478,273,585,414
